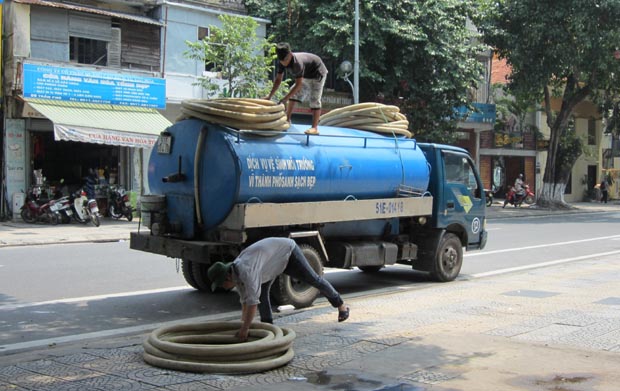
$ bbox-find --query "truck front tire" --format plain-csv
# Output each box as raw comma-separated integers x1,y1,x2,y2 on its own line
271,244,322,309
430,233,463,282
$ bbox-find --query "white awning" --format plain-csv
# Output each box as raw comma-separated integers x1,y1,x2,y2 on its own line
23,98,172,149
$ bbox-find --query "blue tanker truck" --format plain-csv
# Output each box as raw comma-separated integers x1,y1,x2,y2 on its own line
130,119,487,308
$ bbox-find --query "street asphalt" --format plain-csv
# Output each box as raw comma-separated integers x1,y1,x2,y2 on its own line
0,201,619,390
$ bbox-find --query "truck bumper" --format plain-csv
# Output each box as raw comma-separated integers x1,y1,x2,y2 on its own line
129,232,221,263
479,229,488,250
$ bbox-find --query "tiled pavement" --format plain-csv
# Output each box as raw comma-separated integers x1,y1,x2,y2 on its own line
1,201,619,390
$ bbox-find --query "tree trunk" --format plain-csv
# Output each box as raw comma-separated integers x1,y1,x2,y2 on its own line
537,181,573,209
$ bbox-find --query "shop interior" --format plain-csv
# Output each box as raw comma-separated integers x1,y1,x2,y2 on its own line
29,130,125,214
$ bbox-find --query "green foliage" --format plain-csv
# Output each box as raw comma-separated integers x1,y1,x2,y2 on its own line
475,0,620,200
184,14,276,98
492,84,541,137
244,0,487,142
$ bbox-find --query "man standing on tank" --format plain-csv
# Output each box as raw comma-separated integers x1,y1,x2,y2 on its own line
264,42,328,135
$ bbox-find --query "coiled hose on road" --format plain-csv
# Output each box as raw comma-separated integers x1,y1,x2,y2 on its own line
178,98,290,133
143,321,295,374
319,102,412,138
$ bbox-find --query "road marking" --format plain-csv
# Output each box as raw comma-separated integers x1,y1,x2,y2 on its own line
0,311,239,354
470,250,620,278
465,234,620,257
0,286,192,311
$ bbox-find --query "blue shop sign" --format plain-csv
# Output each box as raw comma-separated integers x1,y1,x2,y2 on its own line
23,63,166,109
454,103,496,124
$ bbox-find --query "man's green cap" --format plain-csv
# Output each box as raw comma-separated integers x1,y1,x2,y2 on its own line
207,262,233,292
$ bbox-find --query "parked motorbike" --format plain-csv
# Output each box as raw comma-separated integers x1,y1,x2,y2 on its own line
503,184,535,208
484,185,498,207
20,193,60,224
54,195,74,224
72,189,101,227
108,186,133,221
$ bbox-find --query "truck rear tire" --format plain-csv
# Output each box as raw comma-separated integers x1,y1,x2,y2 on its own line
430,233,462,282
190,261,214,292
271,244,322,309
181,260,200,290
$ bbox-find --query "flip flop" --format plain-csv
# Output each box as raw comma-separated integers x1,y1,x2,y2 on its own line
338,306,350,322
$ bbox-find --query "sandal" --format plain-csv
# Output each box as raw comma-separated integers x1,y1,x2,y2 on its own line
338,306,350,322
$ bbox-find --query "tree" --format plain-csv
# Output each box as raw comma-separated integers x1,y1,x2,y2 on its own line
243,0,486,142
475,0,620,208
184,14,276,98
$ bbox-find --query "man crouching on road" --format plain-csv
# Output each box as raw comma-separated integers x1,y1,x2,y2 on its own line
208,237,350,341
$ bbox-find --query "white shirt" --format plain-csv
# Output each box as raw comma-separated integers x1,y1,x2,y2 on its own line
232,238,296,305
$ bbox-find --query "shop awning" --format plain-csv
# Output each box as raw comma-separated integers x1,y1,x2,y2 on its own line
23,99,172,149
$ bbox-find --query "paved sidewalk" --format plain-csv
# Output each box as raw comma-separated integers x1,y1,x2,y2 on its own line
1,253,619,390
0,201,619,390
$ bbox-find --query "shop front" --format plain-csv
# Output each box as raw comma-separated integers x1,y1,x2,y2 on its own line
2,63,171,219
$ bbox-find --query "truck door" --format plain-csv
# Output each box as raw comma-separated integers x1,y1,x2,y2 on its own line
442,151,485,247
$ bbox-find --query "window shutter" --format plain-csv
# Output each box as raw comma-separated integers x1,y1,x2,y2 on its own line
69,12,111,41
108,28,122,68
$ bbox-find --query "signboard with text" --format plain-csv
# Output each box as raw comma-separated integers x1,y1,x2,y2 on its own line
23,63,166,109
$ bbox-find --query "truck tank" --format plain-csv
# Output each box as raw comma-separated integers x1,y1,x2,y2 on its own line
147,119,430,238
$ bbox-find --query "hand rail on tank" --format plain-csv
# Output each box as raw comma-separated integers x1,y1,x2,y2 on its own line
396,184,429,198
226,128,418,149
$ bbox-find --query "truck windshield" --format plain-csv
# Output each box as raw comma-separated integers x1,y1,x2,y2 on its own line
444,152,480,198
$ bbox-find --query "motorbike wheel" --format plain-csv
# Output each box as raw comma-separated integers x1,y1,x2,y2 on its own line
109,204,122,219
524,195,535,205
125,209,134,222
47,211,59,225
21,208,37,223
90,214,101,227
486,196,493,207
60,213,71,224
502,200,508,209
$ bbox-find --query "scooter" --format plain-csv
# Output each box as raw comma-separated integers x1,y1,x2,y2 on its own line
503,184,535,208
72,189,101,227
21,193,60,224
108,186,133,221
54,195,74,224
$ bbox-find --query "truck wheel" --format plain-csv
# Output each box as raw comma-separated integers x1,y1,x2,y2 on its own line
181,260,200,290
358,266,383,273
190,261,213,292
271,244,322,309
430,233,462,282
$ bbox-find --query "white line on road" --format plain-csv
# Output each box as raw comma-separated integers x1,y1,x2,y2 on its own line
0,286,192,311
469,250,620,278
0,311,239,355
465,234,620,257
0,268,342,312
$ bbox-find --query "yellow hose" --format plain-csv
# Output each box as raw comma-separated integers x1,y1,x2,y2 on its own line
178,98,290,133
319,102,412,138
143,321,295,374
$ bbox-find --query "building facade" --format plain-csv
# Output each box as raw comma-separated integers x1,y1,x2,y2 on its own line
1,0,267,219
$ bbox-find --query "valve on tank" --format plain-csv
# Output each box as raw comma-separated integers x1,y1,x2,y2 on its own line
162,155,186,183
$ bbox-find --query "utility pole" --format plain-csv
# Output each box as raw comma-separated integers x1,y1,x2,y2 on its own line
354,0,359,104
